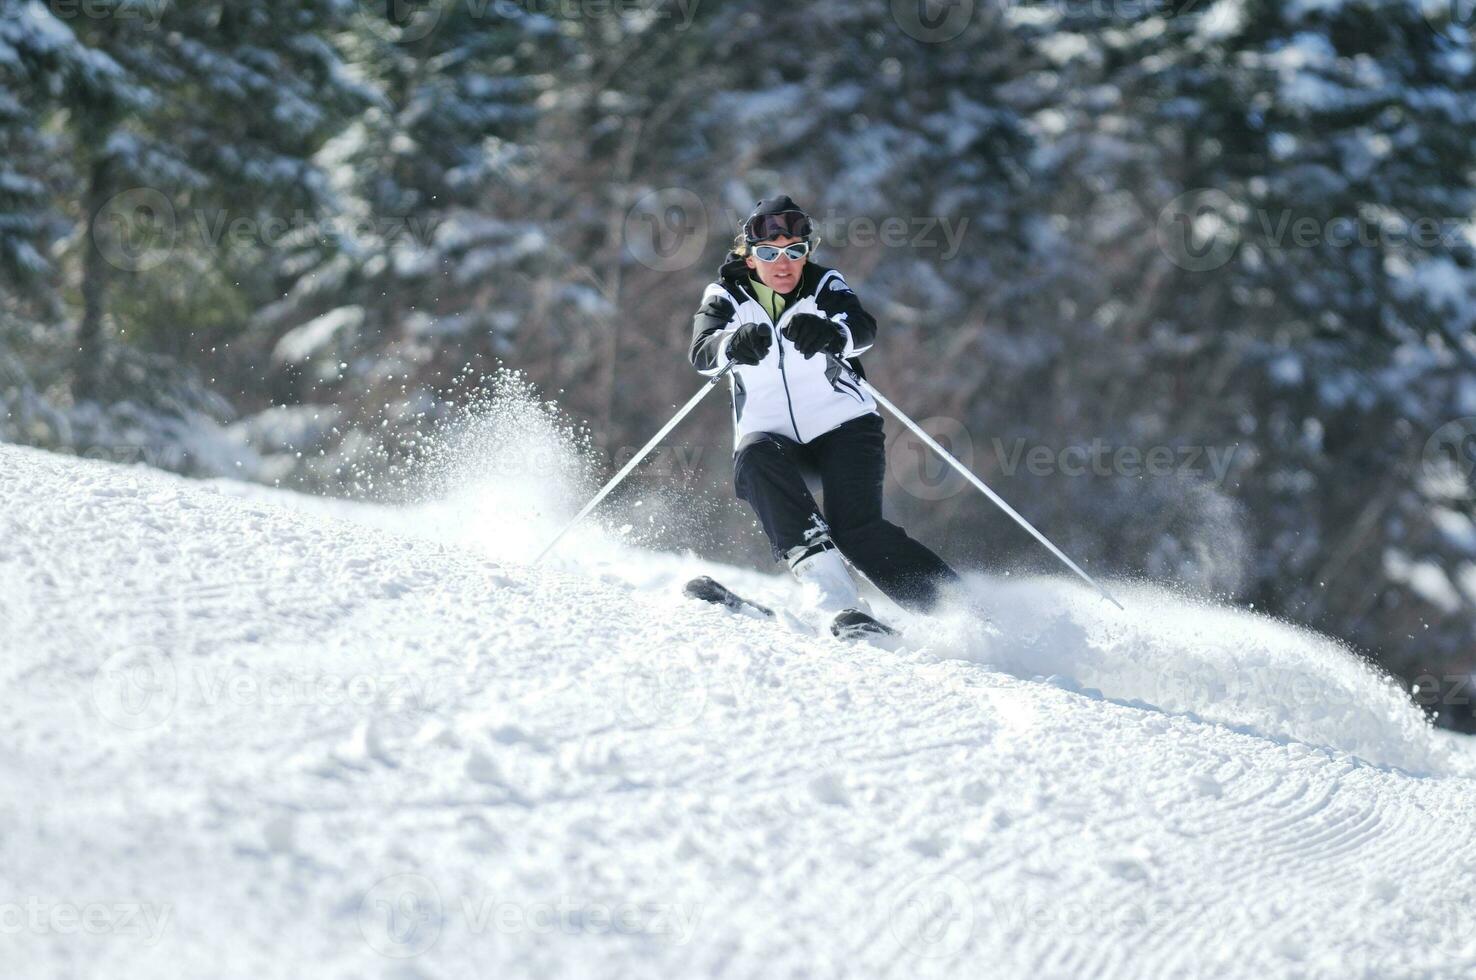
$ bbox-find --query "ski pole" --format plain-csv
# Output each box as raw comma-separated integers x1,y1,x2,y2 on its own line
857,377,1126,611
533,362,735,565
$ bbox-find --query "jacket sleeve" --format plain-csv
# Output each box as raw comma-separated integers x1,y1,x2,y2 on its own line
689,283,739,376
815,272,876,358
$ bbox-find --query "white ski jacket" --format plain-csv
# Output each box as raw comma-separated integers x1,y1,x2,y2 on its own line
689,257,879,448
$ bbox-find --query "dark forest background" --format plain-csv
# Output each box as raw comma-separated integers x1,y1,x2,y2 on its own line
4,0,1476,726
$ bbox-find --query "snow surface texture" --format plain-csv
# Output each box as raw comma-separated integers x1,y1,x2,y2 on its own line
5,394,1476,978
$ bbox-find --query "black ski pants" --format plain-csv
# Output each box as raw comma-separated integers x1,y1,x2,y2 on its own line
733,412,961,612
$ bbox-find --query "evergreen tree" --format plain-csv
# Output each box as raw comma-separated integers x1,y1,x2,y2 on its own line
252,0,569,487
0,0,136,318
998,0,1476,685
45,0,366,399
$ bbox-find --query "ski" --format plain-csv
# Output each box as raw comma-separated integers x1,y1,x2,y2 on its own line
684,575,903,644
830,607,901,642
683,575,775,618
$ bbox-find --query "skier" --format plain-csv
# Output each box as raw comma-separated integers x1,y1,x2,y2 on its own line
689,196,961,631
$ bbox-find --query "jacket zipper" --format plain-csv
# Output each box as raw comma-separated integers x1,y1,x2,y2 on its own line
742,280,803,442
775,328,802,442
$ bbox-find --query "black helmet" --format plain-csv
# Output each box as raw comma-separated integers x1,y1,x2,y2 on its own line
742,195,813,243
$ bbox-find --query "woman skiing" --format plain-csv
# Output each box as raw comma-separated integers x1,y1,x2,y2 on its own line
689,196,960,631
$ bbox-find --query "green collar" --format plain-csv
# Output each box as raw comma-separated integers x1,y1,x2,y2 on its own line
749,276,786,322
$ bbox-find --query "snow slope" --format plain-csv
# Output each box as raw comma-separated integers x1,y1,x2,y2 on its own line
4,438,1476,980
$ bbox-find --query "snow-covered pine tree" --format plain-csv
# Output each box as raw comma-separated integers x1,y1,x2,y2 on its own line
0,0,147,445
251,1,568,489
1009,0,1476,691
0,4,68,316
46,0,366,399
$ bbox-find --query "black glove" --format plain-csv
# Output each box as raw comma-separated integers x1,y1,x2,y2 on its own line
783,313,846,358
725,322,772,366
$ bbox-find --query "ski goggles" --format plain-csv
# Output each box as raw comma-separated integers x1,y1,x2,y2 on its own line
750,241,813,262
743,209,813,244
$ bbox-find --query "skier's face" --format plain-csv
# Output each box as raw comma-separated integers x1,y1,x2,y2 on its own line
746,235,806,293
